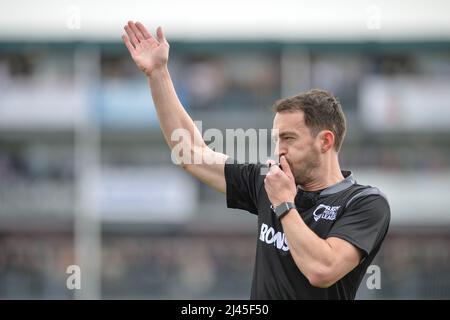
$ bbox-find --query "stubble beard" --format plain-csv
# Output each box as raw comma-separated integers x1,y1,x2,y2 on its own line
293,153,321,187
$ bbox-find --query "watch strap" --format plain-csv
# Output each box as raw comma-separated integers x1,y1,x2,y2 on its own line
271,202,296,219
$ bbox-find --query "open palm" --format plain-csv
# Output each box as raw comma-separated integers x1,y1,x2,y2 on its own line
122,21,169,77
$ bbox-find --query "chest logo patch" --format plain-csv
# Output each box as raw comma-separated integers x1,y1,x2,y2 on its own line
313,204,340,222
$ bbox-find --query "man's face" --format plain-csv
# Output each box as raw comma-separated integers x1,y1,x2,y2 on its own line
272,111,322,186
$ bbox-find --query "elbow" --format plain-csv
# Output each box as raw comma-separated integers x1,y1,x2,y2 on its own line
308,277,335,289
291,250,337,288
306,267,336,289
173,148,196,171
173,145,205,171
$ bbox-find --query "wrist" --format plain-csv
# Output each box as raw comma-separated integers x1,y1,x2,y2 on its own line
147,65,169,79
272,201,296,220
273,197,295,208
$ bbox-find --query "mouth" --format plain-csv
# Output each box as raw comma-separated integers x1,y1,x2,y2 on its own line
262,157,293,172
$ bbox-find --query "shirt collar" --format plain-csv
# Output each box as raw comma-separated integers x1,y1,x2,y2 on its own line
296,170,356,196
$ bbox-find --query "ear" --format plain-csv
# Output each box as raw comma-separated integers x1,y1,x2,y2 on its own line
318,130,335,153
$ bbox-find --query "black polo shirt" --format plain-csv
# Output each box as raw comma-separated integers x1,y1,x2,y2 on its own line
224,162,391,300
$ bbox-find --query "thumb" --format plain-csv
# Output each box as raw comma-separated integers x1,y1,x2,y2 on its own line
156,26,169,46
280,156,294,178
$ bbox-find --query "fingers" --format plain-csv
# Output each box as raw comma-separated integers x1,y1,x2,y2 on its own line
280,156,294,178
265,156,293,178
265,159,277,167
122,34,135,55
136,22,153,40
266,161,282,176
156,26,169,46
265,159,276,176
128,21,145,42
124,21,164,48
124,24,139,48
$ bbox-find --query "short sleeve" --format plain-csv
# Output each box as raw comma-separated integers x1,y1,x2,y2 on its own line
327,193,391,258
224,159,265,215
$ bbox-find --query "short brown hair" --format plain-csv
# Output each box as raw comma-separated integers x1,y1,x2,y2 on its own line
273,89,347,152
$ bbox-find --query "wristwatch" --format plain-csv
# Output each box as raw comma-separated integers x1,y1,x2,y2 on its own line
271,202,296,219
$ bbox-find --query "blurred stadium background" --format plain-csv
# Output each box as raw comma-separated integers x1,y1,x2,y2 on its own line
1,0,450,299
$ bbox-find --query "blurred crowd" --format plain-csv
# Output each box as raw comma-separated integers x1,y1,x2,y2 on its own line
1,230,450,299
1,42,450,299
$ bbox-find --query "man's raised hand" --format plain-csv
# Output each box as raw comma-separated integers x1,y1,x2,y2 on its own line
122,21,169,77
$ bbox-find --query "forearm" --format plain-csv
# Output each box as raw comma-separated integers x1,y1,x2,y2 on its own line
148,66,206,151
281,209,335,286
148,64,228,192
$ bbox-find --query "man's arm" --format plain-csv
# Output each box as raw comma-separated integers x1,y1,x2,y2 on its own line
280,211,362,288
264,156,362,288
122,21,228,193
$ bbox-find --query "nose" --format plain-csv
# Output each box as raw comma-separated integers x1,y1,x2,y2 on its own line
274,141,287,159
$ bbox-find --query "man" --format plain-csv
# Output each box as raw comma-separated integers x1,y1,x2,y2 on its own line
122,21,391,300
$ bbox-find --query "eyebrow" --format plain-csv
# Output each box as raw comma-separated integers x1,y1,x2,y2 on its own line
279,131,298,137
272,131,298,140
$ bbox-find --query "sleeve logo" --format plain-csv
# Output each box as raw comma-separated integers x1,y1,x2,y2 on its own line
313,204,340,222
